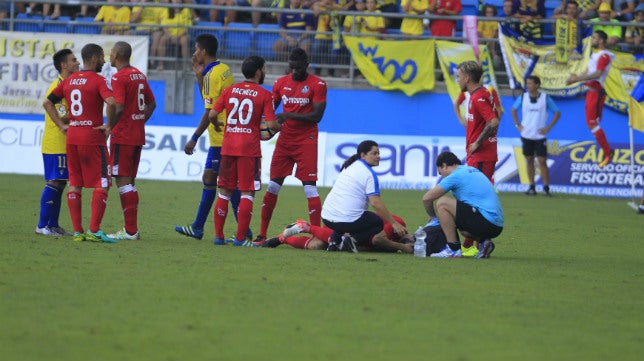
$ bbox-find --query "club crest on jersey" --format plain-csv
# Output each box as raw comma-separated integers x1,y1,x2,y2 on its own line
301,85,309,94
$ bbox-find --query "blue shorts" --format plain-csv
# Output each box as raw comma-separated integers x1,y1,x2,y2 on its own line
42,153,69,181
205,146,222,172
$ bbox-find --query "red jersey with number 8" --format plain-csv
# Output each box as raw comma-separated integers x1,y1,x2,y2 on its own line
51,71,113,145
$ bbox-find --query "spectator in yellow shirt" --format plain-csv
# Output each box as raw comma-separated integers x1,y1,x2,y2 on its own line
358,0,386,38
95,0,132,35
400,0,429,37
478,4,500,64
157,0,193,68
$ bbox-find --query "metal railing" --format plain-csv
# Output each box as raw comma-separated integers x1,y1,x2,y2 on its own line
2,1,641,83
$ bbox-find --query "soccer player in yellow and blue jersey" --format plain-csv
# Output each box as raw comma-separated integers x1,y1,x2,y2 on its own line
36,49,79,236
176,34,251,243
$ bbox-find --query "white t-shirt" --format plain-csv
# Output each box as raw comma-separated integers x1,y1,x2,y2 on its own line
321,159,380,223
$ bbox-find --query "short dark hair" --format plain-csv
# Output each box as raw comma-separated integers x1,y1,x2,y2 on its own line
457,61,483,83
53,48,73,73
242,56,265,79
196,34,219,57
526,75,541,86
288,47,309,63
113,41,132,62
594,30,608,43
436,151,462,168
81,43,103,63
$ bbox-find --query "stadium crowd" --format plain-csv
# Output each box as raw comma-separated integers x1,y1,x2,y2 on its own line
2,0,643,74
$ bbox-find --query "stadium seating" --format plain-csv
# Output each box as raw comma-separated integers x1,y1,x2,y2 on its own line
223,22,254,59
14,13,42,32
190,21,223,42
43,16,71,33
73,16,100,34
255,23,280,60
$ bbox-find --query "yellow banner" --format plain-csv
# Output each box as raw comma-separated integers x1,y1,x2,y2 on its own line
435,40,476,103
499,29,589,97
605,52,644,113
628,97,644,132
344,36,435,96
554,19,569,63
479,45,499,94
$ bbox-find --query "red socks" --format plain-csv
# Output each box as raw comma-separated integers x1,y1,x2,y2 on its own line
67,191,82,233
307,196,321,226
214,197,229,240
259,192,278,237
89,189,108,233
235,197,253,241
120,189,139,235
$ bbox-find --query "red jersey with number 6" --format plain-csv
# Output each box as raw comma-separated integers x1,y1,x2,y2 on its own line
51,71,113,146
466,86,499,163
214,81,276,157
110,66,155,145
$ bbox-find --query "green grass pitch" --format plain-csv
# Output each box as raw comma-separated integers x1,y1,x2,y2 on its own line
0,173,642,361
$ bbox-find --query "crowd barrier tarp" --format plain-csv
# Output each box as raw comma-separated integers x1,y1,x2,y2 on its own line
343,35,435,96
435,41,499,106
435,40,477,104
2,119,641,198
0,31,149,114
499,23,590,97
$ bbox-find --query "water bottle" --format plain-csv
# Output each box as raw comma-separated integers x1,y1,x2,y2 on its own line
414,226,427,258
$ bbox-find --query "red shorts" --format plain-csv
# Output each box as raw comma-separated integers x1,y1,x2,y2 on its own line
218,155,261,191
467,158,495,183
270,141,318,181
585,89,606,128
66,144,111,188
110,144,142,178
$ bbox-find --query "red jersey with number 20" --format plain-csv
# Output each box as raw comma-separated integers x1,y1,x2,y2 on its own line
466,86,499,163
110,66,155,145
51,71,113,146
272,73,327,144
214,81,276,157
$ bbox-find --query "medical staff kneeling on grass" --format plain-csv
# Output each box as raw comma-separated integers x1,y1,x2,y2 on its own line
321,140,410,253
421,151,504,259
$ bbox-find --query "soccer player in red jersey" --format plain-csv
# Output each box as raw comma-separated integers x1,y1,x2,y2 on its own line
453,84,504,129
261,214,414,253
254,47,328,244
43,43,118,243
210,56,280,246
456,60,500,183
455,60,501,254
106,41,157,241
566,30,615,169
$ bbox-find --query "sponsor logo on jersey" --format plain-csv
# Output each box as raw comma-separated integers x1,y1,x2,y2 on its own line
282,96,310,105
69,120,94,126
226,126,253,134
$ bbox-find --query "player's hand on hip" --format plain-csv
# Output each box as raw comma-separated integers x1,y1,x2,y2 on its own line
93,124,110,138
468,143,478,155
